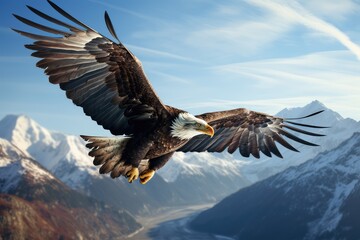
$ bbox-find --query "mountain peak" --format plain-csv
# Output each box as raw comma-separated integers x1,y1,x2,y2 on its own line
276,100,343,123
0,114,34,128
0,114,55,152
306,100,326,109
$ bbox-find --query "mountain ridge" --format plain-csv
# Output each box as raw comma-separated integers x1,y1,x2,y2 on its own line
1,100,359,216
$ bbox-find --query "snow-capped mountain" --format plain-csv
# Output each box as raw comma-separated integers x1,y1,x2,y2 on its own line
0,114,98,189
191,132,360,240
1,100,358,215
0,137,142,239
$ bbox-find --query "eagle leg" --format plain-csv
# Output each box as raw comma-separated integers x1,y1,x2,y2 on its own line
126,167,139,183
139,169,155,184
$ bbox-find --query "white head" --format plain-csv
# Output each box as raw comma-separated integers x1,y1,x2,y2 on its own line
171,112,214,140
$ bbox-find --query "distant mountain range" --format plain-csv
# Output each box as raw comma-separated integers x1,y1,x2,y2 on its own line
1,100,359,213
190,132,360,240
1,100,359,239
0,138,141,239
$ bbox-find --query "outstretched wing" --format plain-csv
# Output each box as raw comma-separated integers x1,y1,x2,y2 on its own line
179,108,326,158
14,0,168,135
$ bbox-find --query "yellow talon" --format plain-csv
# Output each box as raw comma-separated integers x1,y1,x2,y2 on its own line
140,169,155,184
127,167,139,183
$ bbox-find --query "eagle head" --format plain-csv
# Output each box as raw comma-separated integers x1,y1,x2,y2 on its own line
171,112,214,140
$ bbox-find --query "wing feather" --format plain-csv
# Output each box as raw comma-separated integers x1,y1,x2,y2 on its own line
178,108,324,158
15,1,168,135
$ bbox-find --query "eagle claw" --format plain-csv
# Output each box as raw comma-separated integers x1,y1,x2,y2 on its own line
140,169,155,184
127,167,139,183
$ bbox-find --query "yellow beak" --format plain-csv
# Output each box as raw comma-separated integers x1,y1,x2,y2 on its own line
202,124,214,138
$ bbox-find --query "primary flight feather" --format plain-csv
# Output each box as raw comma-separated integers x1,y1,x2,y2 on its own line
14,1,326,184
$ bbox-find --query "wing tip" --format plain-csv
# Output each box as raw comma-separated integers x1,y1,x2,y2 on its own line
104,10,120,43
285,109,325,120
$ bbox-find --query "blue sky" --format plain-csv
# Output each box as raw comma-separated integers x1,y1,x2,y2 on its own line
1,0,359,136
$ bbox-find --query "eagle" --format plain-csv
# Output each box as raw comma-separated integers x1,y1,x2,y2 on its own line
14,1,325,184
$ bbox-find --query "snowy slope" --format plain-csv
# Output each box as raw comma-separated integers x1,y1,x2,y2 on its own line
160,100,360,184
0,115,98,189
0,138,55,192
158,151,245,182
191,132,360,240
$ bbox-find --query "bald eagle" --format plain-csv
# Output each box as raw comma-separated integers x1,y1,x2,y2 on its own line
14,1,325,184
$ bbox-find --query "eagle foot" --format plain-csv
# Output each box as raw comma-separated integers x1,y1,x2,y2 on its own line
127,167,139,183
140,169,155,184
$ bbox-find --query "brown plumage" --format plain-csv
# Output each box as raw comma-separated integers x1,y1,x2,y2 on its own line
14,1,326,184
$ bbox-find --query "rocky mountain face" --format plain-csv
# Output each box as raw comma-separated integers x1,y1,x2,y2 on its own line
0,138,141,240
190,132,360,240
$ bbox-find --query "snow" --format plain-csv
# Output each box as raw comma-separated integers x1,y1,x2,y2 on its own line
306,180,358,238
272,133,360,188
159,151,245,182
0,138,55,192
0,138,27,160
0,115,99,190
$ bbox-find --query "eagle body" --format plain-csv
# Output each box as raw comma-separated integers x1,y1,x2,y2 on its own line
121,107,188,161
15,1,326,184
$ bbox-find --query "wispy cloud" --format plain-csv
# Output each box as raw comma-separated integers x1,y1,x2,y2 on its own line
184,15,291,57
149,71,191,85
126,44,202,63
247,0,360,60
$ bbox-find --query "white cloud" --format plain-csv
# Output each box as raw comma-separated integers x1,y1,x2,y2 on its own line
247,0,360,60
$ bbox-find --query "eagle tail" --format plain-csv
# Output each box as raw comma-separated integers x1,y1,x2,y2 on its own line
81,135,132,178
